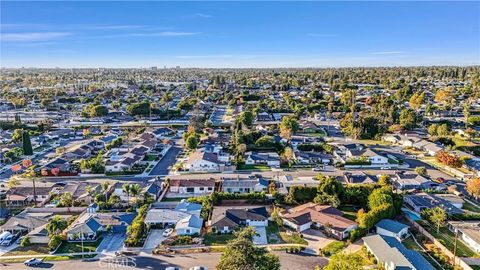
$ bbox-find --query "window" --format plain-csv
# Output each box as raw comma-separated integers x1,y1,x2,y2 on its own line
186,187,194,193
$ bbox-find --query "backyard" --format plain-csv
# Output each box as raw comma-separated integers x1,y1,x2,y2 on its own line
266,223,308,245
338,205,358,221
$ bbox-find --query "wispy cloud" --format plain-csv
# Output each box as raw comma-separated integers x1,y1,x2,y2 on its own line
131,31,201,37
84,25,147,30
370,51,405,55
306,33,339,37
193,13,212,18
0,32,72,42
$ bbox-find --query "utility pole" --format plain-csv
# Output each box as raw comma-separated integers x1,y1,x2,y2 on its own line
453,230,458,267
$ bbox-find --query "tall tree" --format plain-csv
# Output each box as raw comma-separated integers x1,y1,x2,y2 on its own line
217,227,280,270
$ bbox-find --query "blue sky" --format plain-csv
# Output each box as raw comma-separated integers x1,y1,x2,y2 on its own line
1,1,479,68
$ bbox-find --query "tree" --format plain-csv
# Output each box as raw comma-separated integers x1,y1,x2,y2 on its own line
282,147,295,164
122,183,131,206
436,151,463,168
399,108,418,130
467,178,480,199
436,123,450,137
48,234,62,251
12,129,22,142
239,111,254,128
428,124,438,137
129,184,141,206
217,227,280,270
424,207,447,233
323,253,363,270
409,91,425,111
59,192,74,207
279,116,299,140
101,181,110,204
186,135,199,150
126,101,150,116
415,166,427,177
368,188,394,210
90,105,108,117
46,215,68,236
378,174,390,186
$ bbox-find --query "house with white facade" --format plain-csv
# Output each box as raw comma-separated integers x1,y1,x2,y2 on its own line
168,179,215,197
448,221,480,253
375,219,409,241
244,151,280,167
210,206,269,233
185,151,226,172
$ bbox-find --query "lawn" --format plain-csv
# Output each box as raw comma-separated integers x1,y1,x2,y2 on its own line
203,232,236,246
319,240,346,257
279,231,308,245
55,238,102,254
402,237,422,252
463,201,480,213
236,164,272,171
419,220,477,257
144,154,158,161
6,244,50,256
338,205,357,221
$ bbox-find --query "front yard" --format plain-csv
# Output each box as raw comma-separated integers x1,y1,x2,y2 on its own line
203,232,236,246
236,164,272,171
266,223,307,245
6,244,50,256
55,238,103,254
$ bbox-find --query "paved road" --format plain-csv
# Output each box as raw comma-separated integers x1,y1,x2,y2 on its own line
0,252,327,270
149,146,181,176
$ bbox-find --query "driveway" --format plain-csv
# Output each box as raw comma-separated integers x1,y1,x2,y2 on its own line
302,229,335,255
143,229,166,252
149,146,181,176
96,233,126,255
0,243,19,256
252,226,268,245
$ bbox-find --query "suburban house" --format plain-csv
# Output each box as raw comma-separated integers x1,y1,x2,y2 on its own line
210,206,269,234
221,176,269,194
185,151,226,172
0,207,85,236
280,203,358,240
294,151,332,165
168,179,216,198
375,219,409,241
404,193,463,215
6,186,52,206
151,127,175,138
363,234,435,270
343,172,377,184
448,221,480,253
65,211,136,241
394,173,433,190
53,182,101,205
144,201,203,236
244,151,280,167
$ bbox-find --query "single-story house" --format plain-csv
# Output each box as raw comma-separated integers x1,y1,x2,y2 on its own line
375,219,409,241
363,234,435,270
221,177,268,193
244,151,280,167
168,179,215,197
404,193,463,215
281,203,357,240
448,221,480,253
185,151,226,172
211,206,269,233
65,212,136,241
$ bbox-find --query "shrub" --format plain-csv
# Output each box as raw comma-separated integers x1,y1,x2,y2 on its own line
20,236,30,247
48,234,62,251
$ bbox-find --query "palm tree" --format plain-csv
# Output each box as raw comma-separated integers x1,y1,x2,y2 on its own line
101,181,110,204
129,184,141,207
122,183,131,207
46,215,68,236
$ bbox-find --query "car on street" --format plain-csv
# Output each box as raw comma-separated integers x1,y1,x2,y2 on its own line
189,267,208,270
166,267,181,270
163,228,174,237
312,167,322,171
24,258,44,266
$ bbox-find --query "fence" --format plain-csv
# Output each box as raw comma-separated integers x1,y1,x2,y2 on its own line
405,214,474,270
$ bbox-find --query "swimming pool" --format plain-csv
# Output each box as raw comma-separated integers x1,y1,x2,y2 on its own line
402,208,422,221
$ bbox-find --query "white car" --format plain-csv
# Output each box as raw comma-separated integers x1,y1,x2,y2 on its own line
24,258,43,266
311,167,322,171
166,267,181,270
189,267,208,270
163,228,174,237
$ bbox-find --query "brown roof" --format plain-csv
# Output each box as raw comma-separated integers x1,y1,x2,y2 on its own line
170,179,216,188
282,203,357,231
187,151,222,164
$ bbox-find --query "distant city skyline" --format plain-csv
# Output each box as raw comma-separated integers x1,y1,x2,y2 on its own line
1,1,479,68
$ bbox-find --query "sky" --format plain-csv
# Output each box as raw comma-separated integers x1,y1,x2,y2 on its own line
1,1,479,68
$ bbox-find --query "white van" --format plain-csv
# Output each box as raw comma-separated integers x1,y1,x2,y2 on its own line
0,231,13,245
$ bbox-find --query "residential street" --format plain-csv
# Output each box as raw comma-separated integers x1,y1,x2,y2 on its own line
149,146,182,176
0,252,328,270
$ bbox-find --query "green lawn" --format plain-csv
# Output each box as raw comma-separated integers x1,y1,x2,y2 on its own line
144,154,158,161
419,221,477,257
279,231,308,245
55,238,102,254
203,232,235,246
402,237,422,251
338,205,357,221
319,241,346,257
6,244,51,256
236,164,272,171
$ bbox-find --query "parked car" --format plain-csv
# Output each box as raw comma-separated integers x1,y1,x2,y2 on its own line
312,167,322,171
163,228,174,237
189,267,208,270
24,258,44,266
166,267,181,270
434,177,445,183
